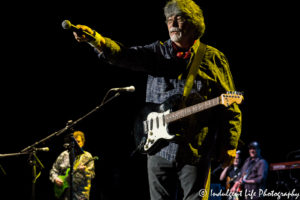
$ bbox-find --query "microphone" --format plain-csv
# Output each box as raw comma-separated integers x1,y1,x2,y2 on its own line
111,86,135,92
61,20,96,41
34,147,50,152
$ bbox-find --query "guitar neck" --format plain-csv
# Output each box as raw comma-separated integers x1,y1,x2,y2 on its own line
165,97,220,123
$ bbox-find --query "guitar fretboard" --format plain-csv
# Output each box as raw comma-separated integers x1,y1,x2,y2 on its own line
164,97,220,123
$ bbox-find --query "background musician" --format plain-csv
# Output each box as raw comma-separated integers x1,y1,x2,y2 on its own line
49,131,95,200
231,141,268,200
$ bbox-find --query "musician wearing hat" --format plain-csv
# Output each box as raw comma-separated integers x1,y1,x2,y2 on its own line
231,141,268,200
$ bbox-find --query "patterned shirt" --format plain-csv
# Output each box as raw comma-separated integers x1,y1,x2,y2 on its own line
50,150,95,200
145,75,203,161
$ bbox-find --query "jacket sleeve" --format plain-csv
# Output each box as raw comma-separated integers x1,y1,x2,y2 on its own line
202,47,242,161
95,38,186,77
215,52,242,151
49,151,69,183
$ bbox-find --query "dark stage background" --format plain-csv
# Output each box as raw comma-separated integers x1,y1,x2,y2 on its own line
1,1,299,199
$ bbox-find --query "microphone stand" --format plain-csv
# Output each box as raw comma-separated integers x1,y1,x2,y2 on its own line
17,89,121,199
20,90,120,153
0,152,30,158
0,150,44,200
0,163,6,176
28,149,45,200
63,130,84,200
66,135,76,200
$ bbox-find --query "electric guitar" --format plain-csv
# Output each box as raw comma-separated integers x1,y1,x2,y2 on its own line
54,156,98,198
133,92,243,154
230,173,248,200
226,172,241,189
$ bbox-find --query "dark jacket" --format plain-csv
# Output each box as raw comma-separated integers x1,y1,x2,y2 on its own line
97,38,242,163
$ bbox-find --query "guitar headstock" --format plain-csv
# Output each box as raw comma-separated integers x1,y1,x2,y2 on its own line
220,91,244,107
93,156,99,161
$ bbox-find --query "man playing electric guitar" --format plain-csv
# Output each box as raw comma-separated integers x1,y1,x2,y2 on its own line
50,131,95,200
219,150,241,200
220,150,241,190
230,142,268,200
71,0,242,199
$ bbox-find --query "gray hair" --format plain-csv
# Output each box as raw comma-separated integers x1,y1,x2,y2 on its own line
164,0,205,38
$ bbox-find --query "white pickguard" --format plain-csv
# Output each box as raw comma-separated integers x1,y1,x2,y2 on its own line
143,109,175,151
138,92,243,153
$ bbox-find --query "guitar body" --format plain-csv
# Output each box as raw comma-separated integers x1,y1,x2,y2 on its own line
133,92,243,154
133,94,184,154
54,168,70,198
226,176,231,190
53,156,98,199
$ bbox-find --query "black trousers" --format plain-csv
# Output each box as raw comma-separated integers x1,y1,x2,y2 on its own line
147,155,211,200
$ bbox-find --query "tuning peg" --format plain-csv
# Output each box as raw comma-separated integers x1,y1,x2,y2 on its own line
226,91,244,96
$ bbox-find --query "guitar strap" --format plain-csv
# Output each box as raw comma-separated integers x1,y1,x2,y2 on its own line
180,39,207,101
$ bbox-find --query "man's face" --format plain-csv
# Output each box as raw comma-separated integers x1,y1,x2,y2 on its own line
166,15,195,45
249,147,259,158
75,136,84,148
233,153,240,166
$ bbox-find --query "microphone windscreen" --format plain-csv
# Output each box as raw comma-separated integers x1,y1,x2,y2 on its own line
62,20,72,30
